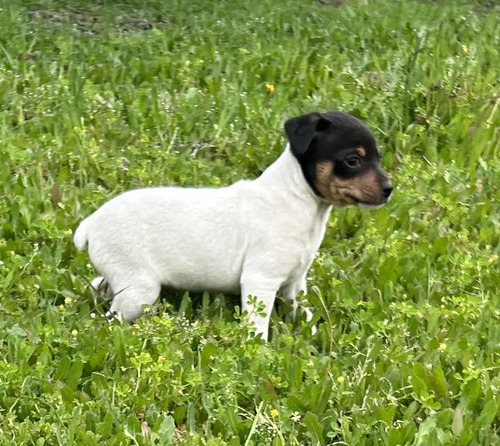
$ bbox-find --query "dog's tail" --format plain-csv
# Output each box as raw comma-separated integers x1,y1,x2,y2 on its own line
74,216,92,251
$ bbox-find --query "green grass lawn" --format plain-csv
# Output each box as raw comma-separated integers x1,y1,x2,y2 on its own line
0,0,499,444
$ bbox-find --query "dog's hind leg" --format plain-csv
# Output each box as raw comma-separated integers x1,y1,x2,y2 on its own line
88,243,161,322
107,275,161,323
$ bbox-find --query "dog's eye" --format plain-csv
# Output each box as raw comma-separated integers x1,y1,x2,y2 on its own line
345,156,361,168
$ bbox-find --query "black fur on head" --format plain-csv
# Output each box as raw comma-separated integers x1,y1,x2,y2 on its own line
284,111,392,207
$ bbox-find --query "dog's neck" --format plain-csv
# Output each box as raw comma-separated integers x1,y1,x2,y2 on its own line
255,145,332,217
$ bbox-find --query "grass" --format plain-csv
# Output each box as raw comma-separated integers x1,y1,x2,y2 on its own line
0,0,499,444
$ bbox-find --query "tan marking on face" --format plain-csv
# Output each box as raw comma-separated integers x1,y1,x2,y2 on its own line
356,147,366,157
315,161,347,205
314,161,384,206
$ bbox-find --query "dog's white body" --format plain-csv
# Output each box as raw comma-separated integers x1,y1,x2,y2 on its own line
75,146,332,339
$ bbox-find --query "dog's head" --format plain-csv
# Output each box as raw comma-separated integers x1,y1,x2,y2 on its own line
285,111,392,208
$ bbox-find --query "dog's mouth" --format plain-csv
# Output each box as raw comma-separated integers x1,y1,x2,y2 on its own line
349,195,389,209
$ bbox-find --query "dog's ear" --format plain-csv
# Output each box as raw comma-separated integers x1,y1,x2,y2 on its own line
284,112,331,157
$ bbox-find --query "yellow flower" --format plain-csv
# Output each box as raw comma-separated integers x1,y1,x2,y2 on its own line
265,84,275,93
337,376,345,383
59,305,64,311
270,409,278,417
439,343,447,352
64,297,72,305
461,44,468,53
71,329,78,337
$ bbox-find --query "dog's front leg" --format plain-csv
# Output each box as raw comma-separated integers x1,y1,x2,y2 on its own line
281,275,317,335
241,277,280,341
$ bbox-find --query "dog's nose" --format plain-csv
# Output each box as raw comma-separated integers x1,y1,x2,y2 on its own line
382,182,393,198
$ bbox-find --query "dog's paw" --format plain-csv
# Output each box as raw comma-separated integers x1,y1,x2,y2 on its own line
105,310,122,324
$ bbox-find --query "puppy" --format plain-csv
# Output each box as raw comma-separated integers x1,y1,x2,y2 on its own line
74,111,392,340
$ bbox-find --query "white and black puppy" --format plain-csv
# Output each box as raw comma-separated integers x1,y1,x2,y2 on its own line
74,111,392,340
